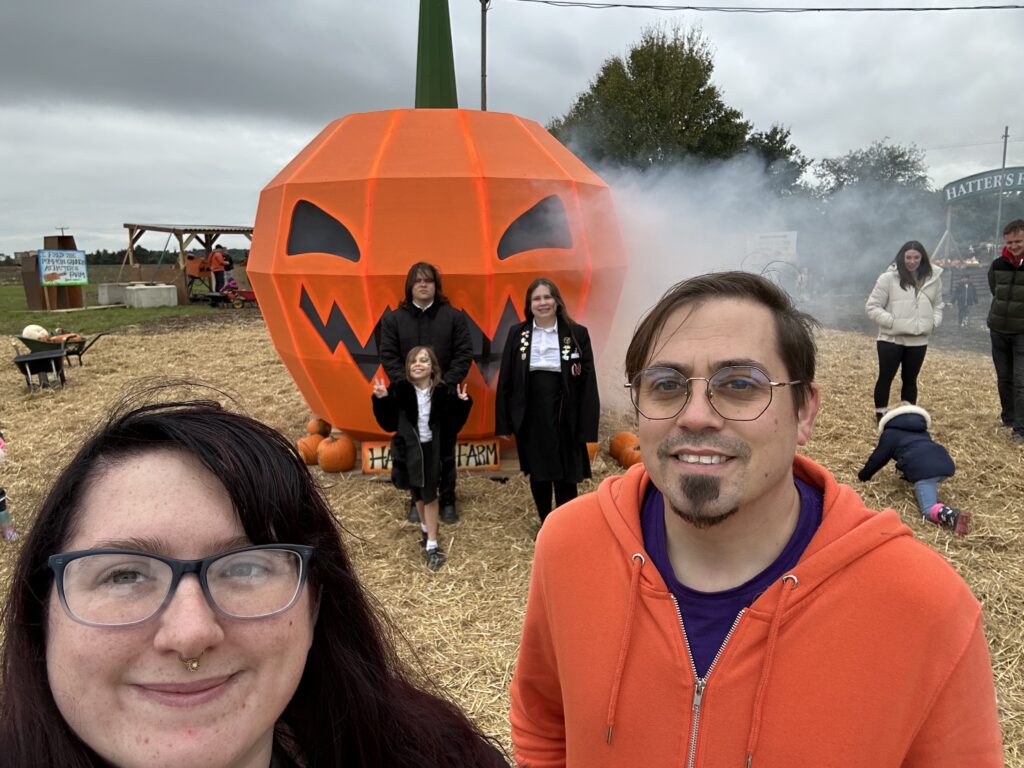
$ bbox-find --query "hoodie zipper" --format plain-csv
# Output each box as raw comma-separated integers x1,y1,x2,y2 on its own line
673,596,745,768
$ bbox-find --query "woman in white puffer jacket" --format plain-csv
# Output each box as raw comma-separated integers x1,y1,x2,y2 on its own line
865,240,943,422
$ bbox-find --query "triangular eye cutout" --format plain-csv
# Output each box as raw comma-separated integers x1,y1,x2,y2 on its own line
497,195,573,260
287,200,361,261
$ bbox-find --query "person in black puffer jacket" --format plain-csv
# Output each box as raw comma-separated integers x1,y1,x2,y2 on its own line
987,218,1024,444
857,403,969,535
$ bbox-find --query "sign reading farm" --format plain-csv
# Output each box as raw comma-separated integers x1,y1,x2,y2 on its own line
943,167,1024,203
37,249,88,286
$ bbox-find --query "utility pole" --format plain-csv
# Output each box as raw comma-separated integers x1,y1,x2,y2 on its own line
480,0,491,110
995,125,1010,246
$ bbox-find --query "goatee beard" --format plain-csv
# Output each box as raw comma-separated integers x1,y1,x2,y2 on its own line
672,475,736,529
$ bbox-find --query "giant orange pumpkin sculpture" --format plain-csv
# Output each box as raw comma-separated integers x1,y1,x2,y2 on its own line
248,108,628,440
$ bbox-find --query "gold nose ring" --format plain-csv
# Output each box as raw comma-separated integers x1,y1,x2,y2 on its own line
178,651,204,672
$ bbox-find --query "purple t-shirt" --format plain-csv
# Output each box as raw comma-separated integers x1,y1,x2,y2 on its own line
640,477,823,679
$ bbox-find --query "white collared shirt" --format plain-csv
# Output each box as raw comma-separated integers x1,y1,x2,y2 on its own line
415,384,433,442
530,320,561,372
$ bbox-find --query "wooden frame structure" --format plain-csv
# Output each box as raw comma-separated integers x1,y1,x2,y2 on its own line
122,223,253,270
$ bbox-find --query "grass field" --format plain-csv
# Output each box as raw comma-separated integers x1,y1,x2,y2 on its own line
0,264,251,336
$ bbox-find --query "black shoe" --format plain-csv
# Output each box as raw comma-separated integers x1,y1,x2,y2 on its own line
440,504,459,524
425,546,447,571
406,502,420,524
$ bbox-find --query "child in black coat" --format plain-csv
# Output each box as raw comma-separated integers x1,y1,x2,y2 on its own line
372,346,471,570
858,403,969,535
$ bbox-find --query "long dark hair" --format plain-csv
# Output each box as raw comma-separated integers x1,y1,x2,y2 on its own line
893,241,932,291
400,262,450,308
405,345,442,390
523,277,583,354
0,386,505,768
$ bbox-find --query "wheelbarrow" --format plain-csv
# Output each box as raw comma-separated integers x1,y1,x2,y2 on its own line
16,332,108,366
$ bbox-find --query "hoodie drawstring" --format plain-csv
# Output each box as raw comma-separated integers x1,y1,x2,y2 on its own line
744,573,799,766
605,552,645,745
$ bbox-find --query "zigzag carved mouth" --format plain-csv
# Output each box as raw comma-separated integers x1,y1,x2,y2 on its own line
299,286,522,383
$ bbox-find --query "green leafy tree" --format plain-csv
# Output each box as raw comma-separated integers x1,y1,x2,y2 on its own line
549,25,750,168
745,124,811,196
806,139,942,281
815,138,930,196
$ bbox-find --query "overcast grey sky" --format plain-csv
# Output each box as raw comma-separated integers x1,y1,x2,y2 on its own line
2,0,1022,254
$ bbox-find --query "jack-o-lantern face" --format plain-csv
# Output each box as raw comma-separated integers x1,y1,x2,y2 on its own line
249,108,627,440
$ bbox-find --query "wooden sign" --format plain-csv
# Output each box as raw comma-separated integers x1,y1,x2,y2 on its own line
361,439,500,474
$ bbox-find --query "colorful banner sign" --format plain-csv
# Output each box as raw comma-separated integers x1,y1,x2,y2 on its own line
38,249,88,286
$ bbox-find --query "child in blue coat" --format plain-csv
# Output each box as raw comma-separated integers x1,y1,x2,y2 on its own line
858,403,969,535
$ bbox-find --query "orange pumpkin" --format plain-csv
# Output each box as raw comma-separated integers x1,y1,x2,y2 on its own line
296,434,325,465
306,417,332,436
609,431,640,462
317,434,357,473
619,444,644,468
248,109,627,441
587,442,599,461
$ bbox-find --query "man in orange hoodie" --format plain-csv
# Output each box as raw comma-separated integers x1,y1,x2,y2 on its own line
510,271,1003,767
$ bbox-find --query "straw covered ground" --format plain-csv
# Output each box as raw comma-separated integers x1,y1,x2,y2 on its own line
1,313,1021,764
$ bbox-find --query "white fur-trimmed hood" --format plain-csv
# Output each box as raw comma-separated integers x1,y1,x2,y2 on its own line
878,404,931,433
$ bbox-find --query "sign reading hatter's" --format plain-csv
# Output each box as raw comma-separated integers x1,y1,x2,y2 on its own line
943,167,1024,203
37,250,88,286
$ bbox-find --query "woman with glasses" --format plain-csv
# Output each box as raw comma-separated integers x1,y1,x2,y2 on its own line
495,278,600,523
0,390,506,768
865,241,943,423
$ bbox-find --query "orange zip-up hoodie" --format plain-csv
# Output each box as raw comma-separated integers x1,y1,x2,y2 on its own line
510,456,1003,767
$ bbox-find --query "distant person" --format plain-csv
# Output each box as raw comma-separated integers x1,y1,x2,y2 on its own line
858,402,969,535
0,392,507,767
494,278,599,524
987,219,1024,445
509,271,1003,767
0,429,15,542
865,241,943,422
209,245,227,292
372,346,471,571
379,263,473,524
952,274,978,328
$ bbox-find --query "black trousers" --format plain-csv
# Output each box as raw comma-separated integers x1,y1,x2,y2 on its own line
874,341,928,409
991,330,1024,432
529,479,578,523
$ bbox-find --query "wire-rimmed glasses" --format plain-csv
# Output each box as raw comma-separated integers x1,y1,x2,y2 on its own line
48,544,314,628
625,366,801,422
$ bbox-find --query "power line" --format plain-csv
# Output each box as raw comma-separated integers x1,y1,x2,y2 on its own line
505,1,1024,12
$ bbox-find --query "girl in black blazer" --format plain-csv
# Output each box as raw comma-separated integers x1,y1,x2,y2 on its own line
495,278,600,523
372,346,470,570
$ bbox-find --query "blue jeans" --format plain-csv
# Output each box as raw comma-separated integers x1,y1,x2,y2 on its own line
913,477,946,517
990,330,1024,432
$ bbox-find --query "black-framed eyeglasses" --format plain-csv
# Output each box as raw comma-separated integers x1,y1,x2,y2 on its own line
48,544,314,628
625,366,801,422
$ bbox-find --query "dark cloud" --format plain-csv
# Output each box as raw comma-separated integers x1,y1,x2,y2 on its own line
1,0,1022,254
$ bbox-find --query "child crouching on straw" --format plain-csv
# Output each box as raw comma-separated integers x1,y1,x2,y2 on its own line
858,402,969,535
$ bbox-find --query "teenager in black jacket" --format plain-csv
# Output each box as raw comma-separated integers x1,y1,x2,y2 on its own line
495,278,600,523
372,346,471,570
379,262,473,523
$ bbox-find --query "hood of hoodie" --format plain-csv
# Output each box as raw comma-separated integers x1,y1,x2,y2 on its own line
594,454,912,616
1002,245,1024,268
877,403,931,433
